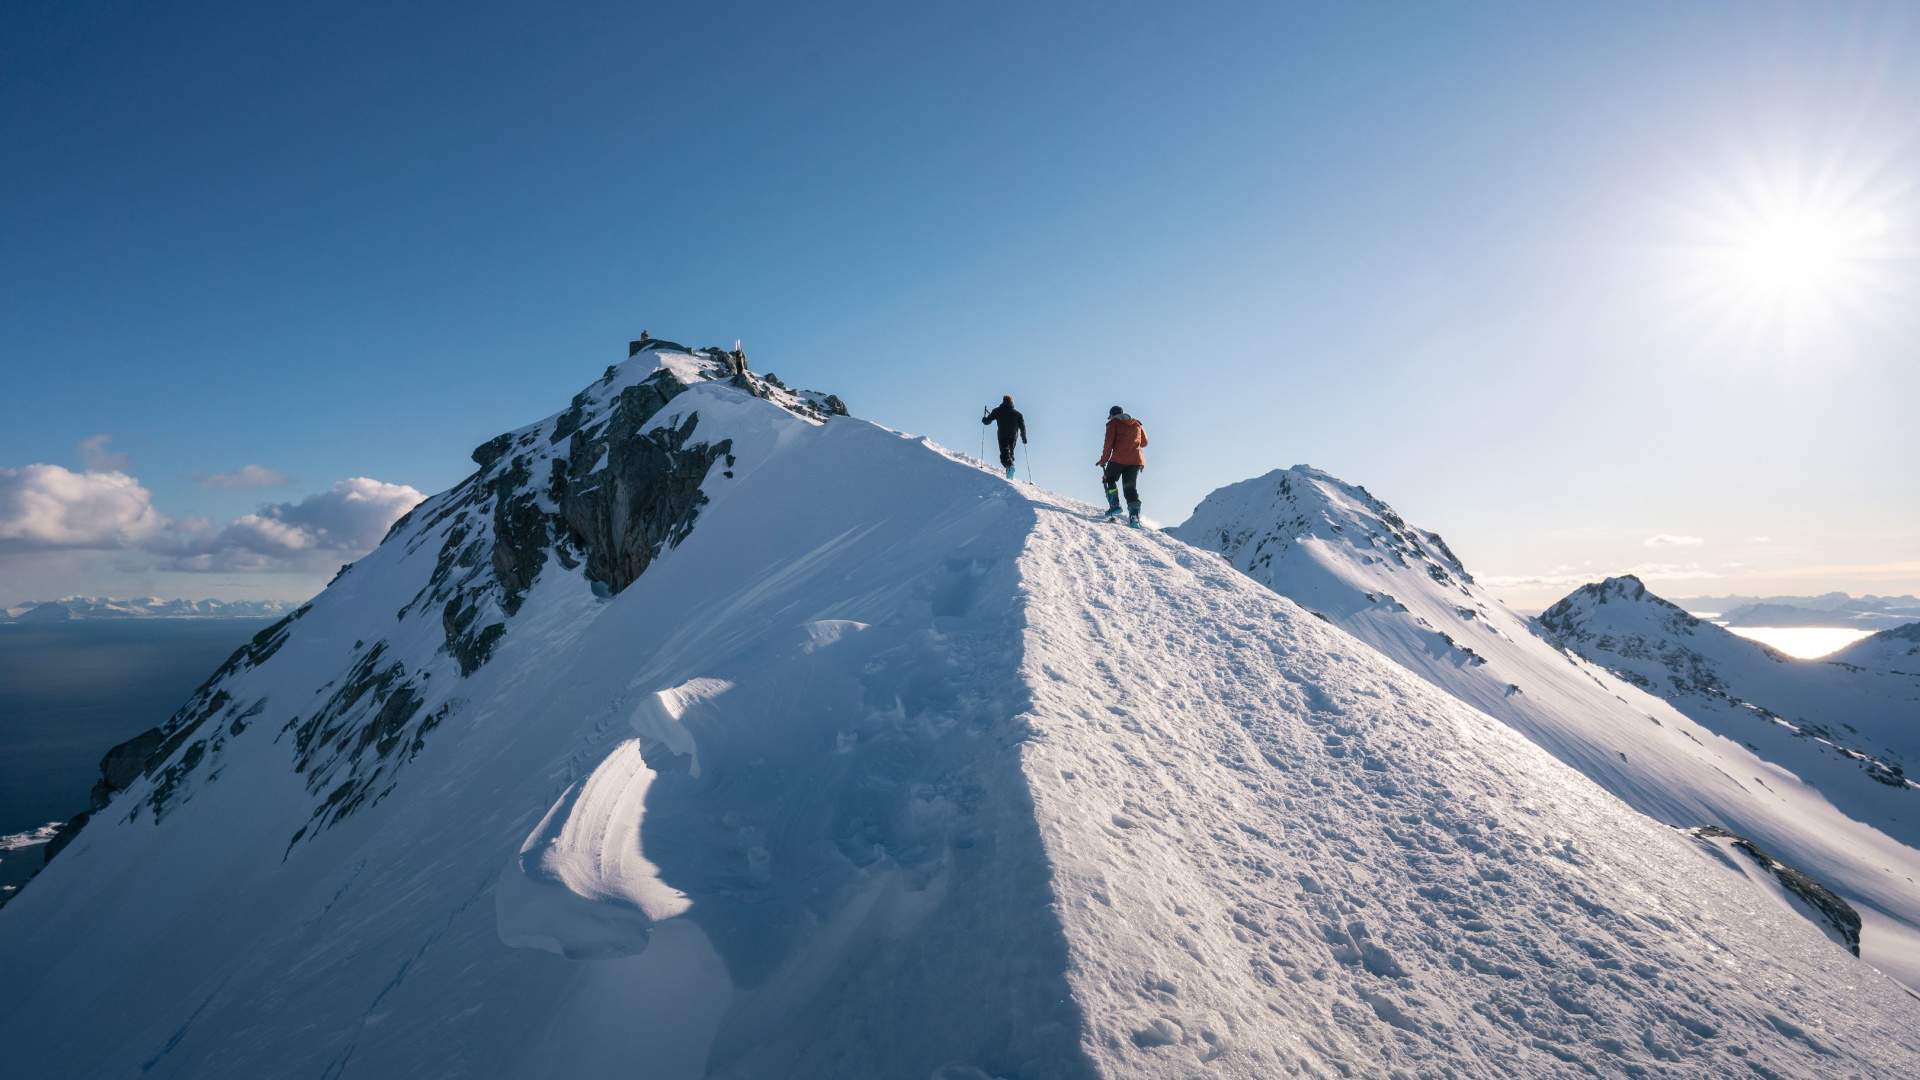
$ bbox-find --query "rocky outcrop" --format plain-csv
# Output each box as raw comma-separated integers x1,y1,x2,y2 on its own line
1684,826,1862,955
90,728,164,810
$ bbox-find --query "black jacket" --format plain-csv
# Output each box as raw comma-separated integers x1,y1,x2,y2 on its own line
983,403,1027,443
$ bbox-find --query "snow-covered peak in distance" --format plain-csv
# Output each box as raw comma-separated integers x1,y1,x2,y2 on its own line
1176,464,1476,593
5,359,1920,1077
1834,621,1920,673
1541,576,1920,785
1,597,299,621
1175,467,1920,988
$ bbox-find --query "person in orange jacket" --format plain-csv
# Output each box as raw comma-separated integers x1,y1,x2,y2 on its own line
1096,405,1148,526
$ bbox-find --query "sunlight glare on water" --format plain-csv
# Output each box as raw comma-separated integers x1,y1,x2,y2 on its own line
1722,625,1875,659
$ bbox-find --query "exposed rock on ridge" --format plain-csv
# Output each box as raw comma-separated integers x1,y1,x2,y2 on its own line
41,340,847,867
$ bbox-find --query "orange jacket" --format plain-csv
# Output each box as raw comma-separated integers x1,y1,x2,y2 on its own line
1098,415,1148,467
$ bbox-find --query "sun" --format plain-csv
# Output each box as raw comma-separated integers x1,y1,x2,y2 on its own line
1724,208,1885,302
1661,165,1903,352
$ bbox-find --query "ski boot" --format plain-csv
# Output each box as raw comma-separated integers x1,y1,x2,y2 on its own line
1102,506,1125,522
1128,516,1143,529
1005,465,1016,479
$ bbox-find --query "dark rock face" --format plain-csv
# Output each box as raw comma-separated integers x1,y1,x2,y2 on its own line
39,814,89,864
398,359,736,680
90,729,164,811
558,409,727,595
1684,826,1863,955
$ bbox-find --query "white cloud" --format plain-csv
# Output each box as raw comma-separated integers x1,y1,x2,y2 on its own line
1644,534,1705,548
0,464,167,549
0,458,421,577
76,434,130,471
1746,536,1774,544
199,464,290,489
166,477,424,572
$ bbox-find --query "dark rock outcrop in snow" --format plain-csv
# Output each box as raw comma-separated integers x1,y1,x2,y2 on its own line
1684,826,1862,955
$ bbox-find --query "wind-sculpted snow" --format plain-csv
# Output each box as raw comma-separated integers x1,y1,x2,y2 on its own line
1175,468,1920,989
6,366,1920,1077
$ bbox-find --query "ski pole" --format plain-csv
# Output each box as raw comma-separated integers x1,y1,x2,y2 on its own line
978,420,987,469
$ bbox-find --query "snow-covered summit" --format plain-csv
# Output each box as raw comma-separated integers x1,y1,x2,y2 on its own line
1540,575,1920,791
1177,465,1474,593
1176,471,1920,988
4,354,1919,1077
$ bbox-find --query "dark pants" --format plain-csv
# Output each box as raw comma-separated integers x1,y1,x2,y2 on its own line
1103,462,1140,515
998,436,1018,469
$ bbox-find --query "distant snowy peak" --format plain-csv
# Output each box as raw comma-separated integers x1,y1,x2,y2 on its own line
72,340,848,853
1539,574,1920,790
1536,575,1725,651
1832,621,1920,673
1175,464,1472,590
1,597,297,621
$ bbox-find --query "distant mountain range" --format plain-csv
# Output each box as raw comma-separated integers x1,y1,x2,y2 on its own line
1674,591,1920,629
1,597,298,622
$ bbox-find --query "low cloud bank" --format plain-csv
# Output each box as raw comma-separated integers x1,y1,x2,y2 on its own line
0,458,421,575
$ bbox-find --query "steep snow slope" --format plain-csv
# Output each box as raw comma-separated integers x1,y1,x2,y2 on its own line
1172,467,1920,986
4,359,1918,1077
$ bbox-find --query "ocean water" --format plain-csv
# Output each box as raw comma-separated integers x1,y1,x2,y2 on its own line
1722,625,1876,659
0,619,269,848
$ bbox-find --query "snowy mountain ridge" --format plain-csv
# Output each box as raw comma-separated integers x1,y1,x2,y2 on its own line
0,597,298,621
1834,620,1920,673
1173,466,1920,988
4,349,1919,1077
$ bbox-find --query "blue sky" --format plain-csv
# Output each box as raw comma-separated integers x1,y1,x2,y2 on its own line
3,1,1916,609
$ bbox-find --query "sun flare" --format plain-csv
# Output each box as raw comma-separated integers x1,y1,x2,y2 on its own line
1662,159,1904,351
1724,209,1885,301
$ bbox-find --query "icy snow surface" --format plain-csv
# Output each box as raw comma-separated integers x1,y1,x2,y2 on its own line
2,358,1917,1077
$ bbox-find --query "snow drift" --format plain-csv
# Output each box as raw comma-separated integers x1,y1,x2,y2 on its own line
3,349,1918,1078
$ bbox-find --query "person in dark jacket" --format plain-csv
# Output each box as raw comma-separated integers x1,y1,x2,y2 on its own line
1096,405,1148,526
982,395,1027,478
